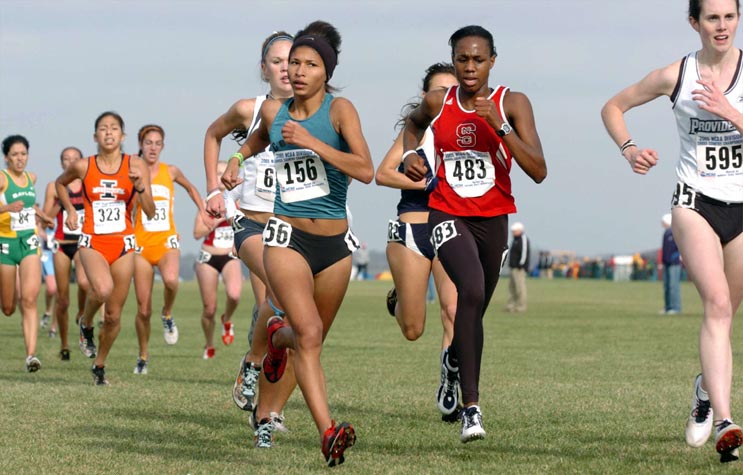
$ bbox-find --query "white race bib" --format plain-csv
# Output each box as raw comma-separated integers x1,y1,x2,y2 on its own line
273,149,329,203
262,217,292,248
387,220,401,243
212,227,234,249
10,207,36,231
142,200,170,232
62,209,84,235
431,220,458,253
255,153,276,202
443,150,495,198
92,200,125,234
695,135,743,178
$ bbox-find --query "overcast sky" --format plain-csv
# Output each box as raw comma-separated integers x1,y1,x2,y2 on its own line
1,1,705,256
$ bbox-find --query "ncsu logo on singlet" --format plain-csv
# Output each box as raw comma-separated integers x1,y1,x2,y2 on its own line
456,123,477,148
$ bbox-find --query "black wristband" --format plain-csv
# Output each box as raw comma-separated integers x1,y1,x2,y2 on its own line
135,187,145,193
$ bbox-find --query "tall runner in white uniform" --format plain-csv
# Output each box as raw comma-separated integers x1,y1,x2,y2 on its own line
602,0,743,463
203,31,297,433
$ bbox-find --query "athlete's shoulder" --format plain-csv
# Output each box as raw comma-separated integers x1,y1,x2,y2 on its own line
232,98,258,120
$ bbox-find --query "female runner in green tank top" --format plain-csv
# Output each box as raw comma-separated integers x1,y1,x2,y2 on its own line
0,135,54,372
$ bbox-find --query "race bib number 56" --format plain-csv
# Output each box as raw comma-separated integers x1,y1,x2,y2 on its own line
262,217,292,248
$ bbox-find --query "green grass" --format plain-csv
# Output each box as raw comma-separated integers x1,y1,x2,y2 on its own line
0,278,740,474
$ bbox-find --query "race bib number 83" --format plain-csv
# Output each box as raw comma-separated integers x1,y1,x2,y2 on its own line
431,220,458,252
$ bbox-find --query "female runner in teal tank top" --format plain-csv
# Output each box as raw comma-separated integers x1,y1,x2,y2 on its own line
223,20,373,468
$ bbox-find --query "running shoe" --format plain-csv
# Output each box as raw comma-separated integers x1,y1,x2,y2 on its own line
263,316,288,383
48,328,57,338
270,412,289,433
685,373,713,448
59,349,70,361
78,320,96,358
442,405,463,423
233,355,260,411
133,358,148,375
162,315,179,345
40,313,50,328
715,419,743,463
254,417,274,449
92,365,109,386
221,315,234,346
249,408,289,434
25,355,41,373
321,420,356,467
436,347,460,416
386,287,397,317
203,347,215,360
460,405,486,443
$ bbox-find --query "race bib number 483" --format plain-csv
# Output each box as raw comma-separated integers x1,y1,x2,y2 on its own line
443,150,495,198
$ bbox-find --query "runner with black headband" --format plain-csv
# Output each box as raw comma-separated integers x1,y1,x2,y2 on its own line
222,20,373,467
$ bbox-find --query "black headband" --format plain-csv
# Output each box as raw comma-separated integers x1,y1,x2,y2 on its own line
290,35,337,81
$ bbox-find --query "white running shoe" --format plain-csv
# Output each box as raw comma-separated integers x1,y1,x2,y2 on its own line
25,355,41,373
133,358,148,375
460,405,486,443
685,373,713,448
162,315,179,345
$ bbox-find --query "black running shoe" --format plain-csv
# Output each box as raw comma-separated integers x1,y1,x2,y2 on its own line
59,349,71,361
386,287,397,317
91,365,109,386
436,347,460,415
79,321,96,358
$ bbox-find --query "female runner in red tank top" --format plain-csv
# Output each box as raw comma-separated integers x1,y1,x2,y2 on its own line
56,111,155,385
42,146,91,361
404,25,547,444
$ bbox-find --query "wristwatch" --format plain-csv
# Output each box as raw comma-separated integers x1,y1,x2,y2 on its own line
496,123,512,137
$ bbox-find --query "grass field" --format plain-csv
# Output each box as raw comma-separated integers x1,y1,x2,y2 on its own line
1,277,741,474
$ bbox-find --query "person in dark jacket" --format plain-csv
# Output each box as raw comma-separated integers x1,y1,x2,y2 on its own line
661,213,682,315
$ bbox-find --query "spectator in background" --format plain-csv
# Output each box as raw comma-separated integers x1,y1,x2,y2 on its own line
538,250,554,279
661,213,682,315
355,242,370,281
506,222,529,313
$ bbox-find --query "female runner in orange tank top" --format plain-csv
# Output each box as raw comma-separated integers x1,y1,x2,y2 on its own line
56,111,155,385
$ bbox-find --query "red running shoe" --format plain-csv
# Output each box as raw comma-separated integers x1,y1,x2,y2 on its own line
322,420,356,467
221,315,234,346
262,316,288,383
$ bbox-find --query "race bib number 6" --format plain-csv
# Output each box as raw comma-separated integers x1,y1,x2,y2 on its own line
431,220,458,252
262,217,292,247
